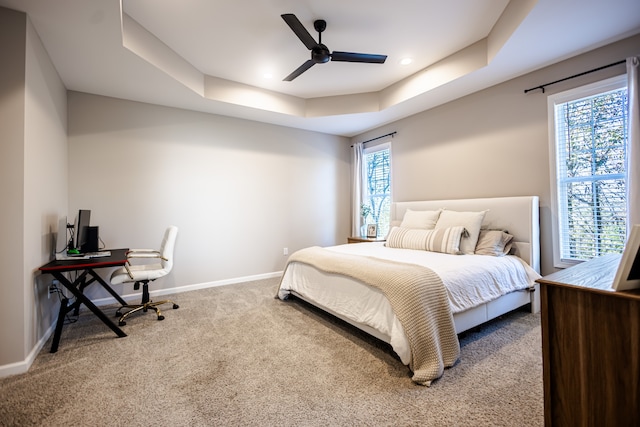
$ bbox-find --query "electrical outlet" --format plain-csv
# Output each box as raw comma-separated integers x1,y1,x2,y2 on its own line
49,280,59,299
283,247,288,256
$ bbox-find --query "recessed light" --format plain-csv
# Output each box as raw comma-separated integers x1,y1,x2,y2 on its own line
263,72,273,79
400,57,413,66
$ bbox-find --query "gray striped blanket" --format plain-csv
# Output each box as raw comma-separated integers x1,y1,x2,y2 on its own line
279,246,460,385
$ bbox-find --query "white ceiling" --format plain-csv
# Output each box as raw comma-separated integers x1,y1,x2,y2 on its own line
2,0,639,137
122,0,510,99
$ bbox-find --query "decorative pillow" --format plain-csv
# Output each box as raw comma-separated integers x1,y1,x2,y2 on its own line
400,209,442,230
435,210,488,255
475,229,514,256
385,226,465,255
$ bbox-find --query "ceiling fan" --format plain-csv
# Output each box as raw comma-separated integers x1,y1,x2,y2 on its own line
280,13,387,82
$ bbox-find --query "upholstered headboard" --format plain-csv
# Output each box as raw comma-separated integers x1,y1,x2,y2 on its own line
390,196,540,273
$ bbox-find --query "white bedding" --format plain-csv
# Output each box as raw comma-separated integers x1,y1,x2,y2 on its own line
278,242,541,365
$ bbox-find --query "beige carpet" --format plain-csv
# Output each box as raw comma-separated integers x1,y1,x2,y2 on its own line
0,278,543,426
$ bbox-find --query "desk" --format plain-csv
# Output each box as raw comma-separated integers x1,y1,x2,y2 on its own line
39,249,129,352
536,254,640,427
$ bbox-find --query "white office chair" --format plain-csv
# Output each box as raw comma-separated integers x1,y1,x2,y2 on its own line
110,226,179,326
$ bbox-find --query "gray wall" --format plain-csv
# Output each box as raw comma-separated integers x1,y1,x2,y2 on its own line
353,33,640,276
67,92,351,299
0,6,26,369
24,9,68,357
0,7,67,372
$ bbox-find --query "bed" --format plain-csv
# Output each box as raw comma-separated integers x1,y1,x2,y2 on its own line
277,196,541,385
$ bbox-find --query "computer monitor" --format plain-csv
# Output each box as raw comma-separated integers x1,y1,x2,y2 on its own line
612,224,640,291
55,216,69,254
74,209,91,253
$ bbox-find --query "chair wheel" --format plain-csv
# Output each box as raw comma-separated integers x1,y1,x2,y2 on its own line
158,315,165,321
173,304,179,309
119,321,126,326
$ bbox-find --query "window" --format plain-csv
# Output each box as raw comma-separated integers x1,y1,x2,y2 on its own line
548,76,629,267
362,142,391,238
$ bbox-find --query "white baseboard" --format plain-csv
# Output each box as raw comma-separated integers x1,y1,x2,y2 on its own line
93,271,283,305
0,322,56,378
0,271,283,379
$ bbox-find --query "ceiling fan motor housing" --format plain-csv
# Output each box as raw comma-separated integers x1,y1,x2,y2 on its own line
312,45,331,63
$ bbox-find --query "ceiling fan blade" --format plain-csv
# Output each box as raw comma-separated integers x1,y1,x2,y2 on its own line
331,51,387,64
283,59,315,81
281,14,317,50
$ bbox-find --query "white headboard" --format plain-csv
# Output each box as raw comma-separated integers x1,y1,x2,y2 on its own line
391,196,540,273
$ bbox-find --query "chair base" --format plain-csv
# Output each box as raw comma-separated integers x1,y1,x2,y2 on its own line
116,300,179,326
116,280,179,326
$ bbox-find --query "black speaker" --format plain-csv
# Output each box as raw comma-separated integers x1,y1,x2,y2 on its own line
83,226,100,252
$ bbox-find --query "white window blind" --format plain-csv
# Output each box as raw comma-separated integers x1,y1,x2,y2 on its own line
551,78,628,265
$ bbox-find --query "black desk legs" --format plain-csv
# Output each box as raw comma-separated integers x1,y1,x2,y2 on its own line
50,297,70,353
50,271,127,353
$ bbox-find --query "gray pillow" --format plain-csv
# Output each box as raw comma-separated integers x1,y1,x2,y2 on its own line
474,229,514,256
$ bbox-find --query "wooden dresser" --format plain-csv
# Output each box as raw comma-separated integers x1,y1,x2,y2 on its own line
536,254,640,427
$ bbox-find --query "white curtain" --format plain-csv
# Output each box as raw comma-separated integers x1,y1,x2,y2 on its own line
352,142,364,237
627,56,640,233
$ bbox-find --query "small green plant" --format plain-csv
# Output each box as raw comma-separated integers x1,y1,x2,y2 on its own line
360,203,371,221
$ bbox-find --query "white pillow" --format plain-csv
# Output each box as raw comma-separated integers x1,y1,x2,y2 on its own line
400,209,442,230
435,210,488,254
385,226,465,255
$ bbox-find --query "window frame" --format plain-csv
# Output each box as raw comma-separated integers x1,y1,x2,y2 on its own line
362,141,392,237
547,74,628,268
